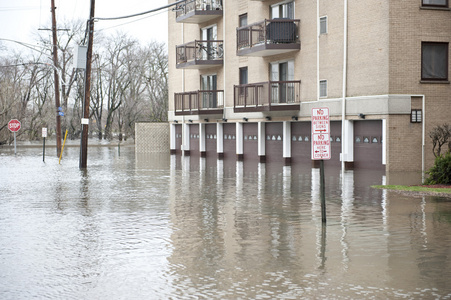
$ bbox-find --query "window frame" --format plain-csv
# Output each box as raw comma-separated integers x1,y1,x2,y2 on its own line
421,0,449,8
319,16,328,35
270,0,295,19
421,42,449,81
319,80,327,98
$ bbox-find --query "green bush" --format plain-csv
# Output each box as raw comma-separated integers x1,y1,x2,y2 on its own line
424,151,451,185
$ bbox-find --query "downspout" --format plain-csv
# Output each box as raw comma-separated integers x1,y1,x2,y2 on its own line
222,0,226,121
422,95,425,183
182,22,186,151
341,0,348,171
317,0,320,101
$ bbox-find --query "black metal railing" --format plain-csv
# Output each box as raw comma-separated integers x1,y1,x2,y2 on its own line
234,81,301,108
237,19,300,50
176,40,223,65
175,90,224,114
175,0,223,19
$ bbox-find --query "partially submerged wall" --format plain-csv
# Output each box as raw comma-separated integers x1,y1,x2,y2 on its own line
135,122,169,153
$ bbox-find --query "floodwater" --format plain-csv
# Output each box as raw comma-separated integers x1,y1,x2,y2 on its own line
1,145,451,299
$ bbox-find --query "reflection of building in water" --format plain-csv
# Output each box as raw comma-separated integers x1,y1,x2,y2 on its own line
167,0,451,185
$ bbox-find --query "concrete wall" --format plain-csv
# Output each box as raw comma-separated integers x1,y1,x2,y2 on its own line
135,122,169,153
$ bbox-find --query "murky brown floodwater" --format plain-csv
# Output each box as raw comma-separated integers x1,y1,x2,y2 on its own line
1,145,451,299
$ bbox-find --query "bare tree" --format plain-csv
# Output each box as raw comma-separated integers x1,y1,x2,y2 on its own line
430,124,451,157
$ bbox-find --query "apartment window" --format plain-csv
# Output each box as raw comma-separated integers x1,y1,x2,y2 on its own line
422,0,449,7
239,67,248,85
271,1,294,19
320,16,327,34
319,80,327,98
239,13,248,27
411,109,422,123
421,42,449,81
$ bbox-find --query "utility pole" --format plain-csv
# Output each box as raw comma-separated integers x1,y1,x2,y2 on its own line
51,0,62,157
79,0,95,169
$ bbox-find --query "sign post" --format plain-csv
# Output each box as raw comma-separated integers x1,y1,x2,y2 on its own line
8,119,21,155
42,127,48,162
311,108,331,223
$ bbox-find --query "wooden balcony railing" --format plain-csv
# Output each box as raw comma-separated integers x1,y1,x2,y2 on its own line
175,0,223,19
174,90,224,115
234,81,301,112
237,19,300,55
176,40,223,66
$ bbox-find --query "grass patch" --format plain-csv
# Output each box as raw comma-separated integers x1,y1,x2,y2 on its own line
372,185,451,195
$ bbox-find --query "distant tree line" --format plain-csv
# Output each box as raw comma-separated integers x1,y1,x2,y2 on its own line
0,20,168,145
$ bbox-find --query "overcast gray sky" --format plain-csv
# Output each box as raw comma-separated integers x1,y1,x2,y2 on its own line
0,0,169,50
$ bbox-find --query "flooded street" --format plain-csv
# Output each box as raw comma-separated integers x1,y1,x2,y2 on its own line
1,146,451,299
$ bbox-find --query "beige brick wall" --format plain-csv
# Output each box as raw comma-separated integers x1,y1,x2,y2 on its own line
167,0,451,173
388,1,451,171
135,122,169,153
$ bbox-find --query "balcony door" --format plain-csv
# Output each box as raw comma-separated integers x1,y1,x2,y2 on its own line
201,74,217,108
201,25,218,60
270,60,294,103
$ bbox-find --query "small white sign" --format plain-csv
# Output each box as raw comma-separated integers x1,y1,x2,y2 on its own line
42,127,48,138
311,107,331,160
81,118,89,125
312,133,331,160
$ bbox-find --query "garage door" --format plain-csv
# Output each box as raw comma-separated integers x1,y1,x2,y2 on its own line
353,120,383,170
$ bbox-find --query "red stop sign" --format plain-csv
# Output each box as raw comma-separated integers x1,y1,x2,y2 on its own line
8,119,21,132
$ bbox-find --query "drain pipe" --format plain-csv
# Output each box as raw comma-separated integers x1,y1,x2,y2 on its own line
341,0,348,172
422,95,425,183
316,0,320,101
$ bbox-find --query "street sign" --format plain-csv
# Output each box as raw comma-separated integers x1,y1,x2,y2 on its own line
8,119,21,132
311,107,330,134
58,111,65,116
312,133,331,160
311,108,331,160
42,127,48,138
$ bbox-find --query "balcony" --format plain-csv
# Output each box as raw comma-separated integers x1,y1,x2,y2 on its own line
234,81,301,112
174,90,224,116
175,0,223,24
176,40,223,69
237,19,300,57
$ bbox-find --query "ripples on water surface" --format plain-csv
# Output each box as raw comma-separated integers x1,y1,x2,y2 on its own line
1,146,450,299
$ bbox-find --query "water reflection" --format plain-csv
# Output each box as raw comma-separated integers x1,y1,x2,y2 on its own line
0,147,450,299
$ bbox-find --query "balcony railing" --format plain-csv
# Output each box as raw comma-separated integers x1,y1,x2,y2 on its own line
237,19,300,56
234,81,301,112
174,90,224,115
175,0,223,23
176,40,223,69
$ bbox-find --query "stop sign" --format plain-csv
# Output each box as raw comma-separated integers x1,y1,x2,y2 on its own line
8,119,21,132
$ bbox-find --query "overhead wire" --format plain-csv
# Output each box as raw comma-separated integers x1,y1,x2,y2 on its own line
92,0,185,21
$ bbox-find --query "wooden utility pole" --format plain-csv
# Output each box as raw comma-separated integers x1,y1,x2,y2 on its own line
79,0,95,168
51,0,62,157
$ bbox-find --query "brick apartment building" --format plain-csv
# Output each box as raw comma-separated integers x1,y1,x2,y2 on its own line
167,0,450,181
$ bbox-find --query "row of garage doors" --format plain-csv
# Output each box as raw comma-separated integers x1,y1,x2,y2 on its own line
174,121,383,169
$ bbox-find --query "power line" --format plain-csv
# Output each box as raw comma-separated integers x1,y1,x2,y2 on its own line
92,0,184,21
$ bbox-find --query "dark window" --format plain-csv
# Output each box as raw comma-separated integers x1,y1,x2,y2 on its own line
320,16,327,34
239,13,248,27
239,67,248,96
422,0,448,7
422,42,449,80
238,14,248,48
239,67,248,85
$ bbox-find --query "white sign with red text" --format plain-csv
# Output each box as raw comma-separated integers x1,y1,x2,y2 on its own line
312,108,331,160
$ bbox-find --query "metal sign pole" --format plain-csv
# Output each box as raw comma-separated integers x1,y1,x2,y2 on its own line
14,132,17,155
320,159,326,223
